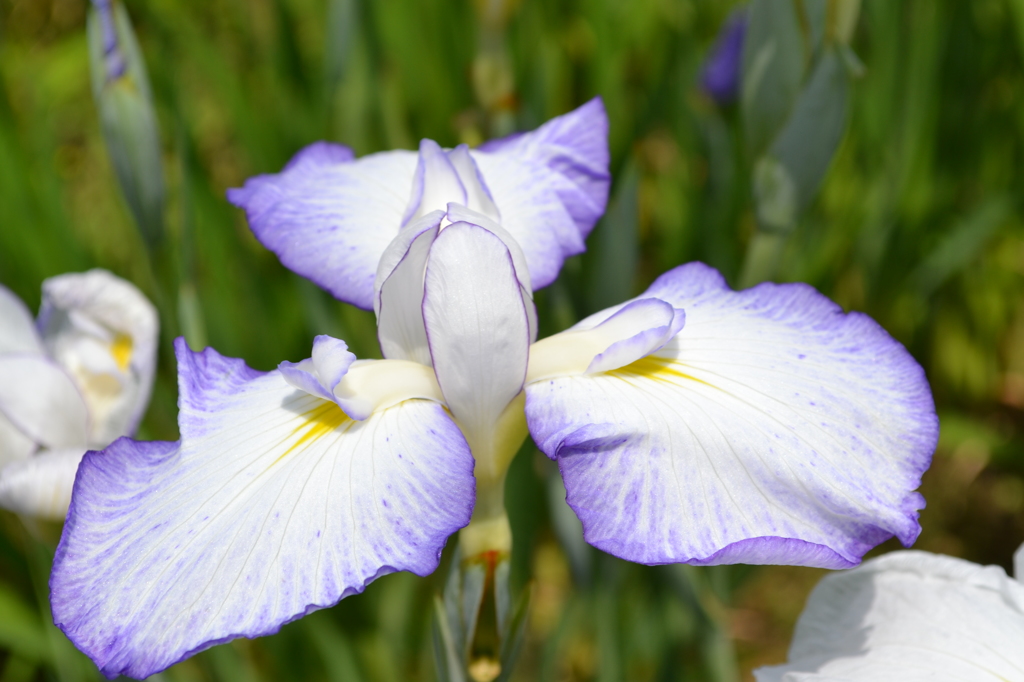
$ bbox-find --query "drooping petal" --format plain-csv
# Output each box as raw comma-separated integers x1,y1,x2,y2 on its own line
0,447,87,520
51,339,474,679
227,144,418,309
401,139,467,225
0,355,90,449
525,262,937,568
422,222,531,476
754,549,1024,681
527,298,684,381
39,269,158,445
472,98,610,289
0,285,43,355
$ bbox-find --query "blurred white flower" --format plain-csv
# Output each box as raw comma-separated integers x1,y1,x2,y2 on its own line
0,270,157,519
755,544,1024,681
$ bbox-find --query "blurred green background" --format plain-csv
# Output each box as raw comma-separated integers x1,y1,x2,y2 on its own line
1,0,1023,679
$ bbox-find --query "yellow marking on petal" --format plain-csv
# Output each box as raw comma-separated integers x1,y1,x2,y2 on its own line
272,400,352,467
610,355,717,389
111,333,133,372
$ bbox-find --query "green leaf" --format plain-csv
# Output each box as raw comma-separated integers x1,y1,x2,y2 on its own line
908,195,1012,297
432,595,466,682
742,0,808,158
0,583,49,664
495,585,530,682
756,47,849,232
587,160,639,312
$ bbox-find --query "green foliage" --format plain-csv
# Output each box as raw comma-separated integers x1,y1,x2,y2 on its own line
1,0,1023,679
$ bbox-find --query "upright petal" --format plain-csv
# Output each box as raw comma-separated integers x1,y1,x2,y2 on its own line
51,339,474,679
39,270,158,445
526,262,937,568
227,145,418,309
755,549,1024,681
375,218,441,364
0,355,89,449
0,448,87,520
422,223,531,477
444,203,538,342
472,98,610,289
446,145,500,222
401,139,466,225
0,285,43,355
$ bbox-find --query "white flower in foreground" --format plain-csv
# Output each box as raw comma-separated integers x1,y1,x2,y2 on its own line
755,544,1024,681
0,270,157,519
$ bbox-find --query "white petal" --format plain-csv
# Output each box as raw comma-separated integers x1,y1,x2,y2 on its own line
446,145,500,222
0,355,90,449
444,203,538,342
754,550,1024,682
372,210,446,318
279,335,357,403
376,222,440,364
0,409,36,469
402,139,466,225
0,448,86,520
526,263,936,567
51,340,475,679
421,222,531,476
0,285,42,355
39,269,158,445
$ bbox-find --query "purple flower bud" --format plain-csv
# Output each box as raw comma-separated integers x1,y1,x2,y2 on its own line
91,0,126,81
701,8,746,105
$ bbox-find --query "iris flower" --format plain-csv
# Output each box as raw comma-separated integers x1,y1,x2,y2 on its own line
755,544,1024,681
0,270,157,519
51,101,936,679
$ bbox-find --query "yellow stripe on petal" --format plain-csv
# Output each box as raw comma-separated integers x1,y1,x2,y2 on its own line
611,355,717,389
111,333,133,372
273,400,352,467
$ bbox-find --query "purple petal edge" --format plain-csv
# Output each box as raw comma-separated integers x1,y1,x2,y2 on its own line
52,438,411,679
50,339,474,679
529,261,938,568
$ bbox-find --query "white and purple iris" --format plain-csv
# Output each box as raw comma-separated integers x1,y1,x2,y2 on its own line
50,100,937,679
0,270,157,520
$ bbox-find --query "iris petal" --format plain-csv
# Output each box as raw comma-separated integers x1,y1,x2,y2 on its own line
227,144,418,310
0,284,42,355
0,355,90,449
525,262,937,568
0,447,86,519
754,549,1024,681
471,97,610,290
422,223,531,477
51,339,474,679
38,269,159,443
